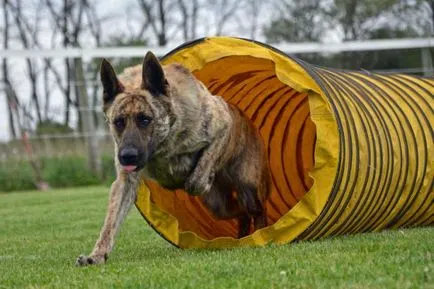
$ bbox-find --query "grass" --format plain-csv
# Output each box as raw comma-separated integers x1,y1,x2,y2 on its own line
0,156,116,192
0,186,432,289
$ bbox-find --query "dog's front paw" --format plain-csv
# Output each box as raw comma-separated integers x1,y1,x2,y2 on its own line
185,173,213,196
76,254,107,266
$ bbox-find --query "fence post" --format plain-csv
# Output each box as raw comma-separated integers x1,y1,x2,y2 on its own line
421,47,433,77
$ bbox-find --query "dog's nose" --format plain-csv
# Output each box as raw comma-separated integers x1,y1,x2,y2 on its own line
119,147,139,165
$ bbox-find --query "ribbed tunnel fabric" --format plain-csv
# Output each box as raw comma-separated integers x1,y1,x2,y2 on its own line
135,37,433,249
297,69,434,240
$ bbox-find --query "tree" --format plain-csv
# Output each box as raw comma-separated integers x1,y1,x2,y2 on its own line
45,0,75,126
9,0,43,124
45,0,104,131
208,0,244,36
245,0,265,39
2,0,19,139
176,0,199,41
137,0,171,46
430,0,434,33
264,0,330,43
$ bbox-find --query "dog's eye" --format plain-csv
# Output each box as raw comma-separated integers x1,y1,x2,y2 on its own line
136,114,152,128
113,117,125,130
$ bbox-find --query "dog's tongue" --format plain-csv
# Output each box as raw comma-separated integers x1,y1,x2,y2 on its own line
122,165,137,173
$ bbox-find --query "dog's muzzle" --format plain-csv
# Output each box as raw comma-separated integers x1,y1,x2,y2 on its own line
118,147,144,172
119,147,139,165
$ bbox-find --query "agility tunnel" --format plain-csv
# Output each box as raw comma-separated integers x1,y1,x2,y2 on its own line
135,37,434,248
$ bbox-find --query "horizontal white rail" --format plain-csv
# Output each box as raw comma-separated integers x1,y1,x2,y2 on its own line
1,38,433,59
276,37,434,53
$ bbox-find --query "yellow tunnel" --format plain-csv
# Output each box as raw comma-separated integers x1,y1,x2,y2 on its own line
135,37,434,248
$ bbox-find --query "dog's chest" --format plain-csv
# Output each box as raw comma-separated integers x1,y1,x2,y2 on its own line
146,152,200,190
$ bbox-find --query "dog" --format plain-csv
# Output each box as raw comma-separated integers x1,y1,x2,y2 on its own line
76,52,271,266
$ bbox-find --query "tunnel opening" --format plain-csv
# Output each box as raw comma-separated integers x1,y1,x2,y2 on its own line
145,55,317,240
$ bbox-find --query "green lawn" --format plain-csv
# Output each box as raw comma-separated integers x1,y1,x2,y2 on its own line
0,186,432,289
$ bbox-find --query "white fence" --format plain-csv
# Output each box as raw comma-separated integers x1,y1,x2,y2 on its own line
1,37,433,58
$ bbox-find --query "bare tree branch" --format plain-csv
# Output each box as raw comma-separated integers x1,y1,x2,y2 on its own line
9,0,43,123
137,0,168,46
177,0,189,41
191,0,198,39
213,0,244,35
2,0,18,139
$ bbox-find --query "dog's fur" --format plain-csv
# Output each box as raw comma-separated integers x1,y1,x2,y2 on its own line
76,52,270,266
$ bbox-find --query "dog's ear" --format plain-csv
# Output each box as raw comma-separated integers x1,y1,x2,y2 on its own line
141,51,168,96
100,58,124,112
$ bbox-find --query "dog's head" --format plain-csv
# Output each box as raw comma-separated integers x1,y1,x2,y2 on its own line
100,52,173,173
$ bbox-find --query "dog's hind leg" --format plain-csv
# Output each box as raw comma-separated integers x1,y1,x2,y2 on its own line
202,182,242,220
253,209,267,230
76,174,138,266
235,183,267,233
238,213,251,238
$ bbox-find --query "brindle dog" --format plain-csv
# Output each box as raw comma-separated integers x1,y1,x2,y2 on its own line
76,52,270,266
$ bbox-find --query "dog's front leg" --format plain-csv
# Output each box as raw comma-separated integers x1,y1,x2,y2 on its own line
185,132,229,196
76,174,138,266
